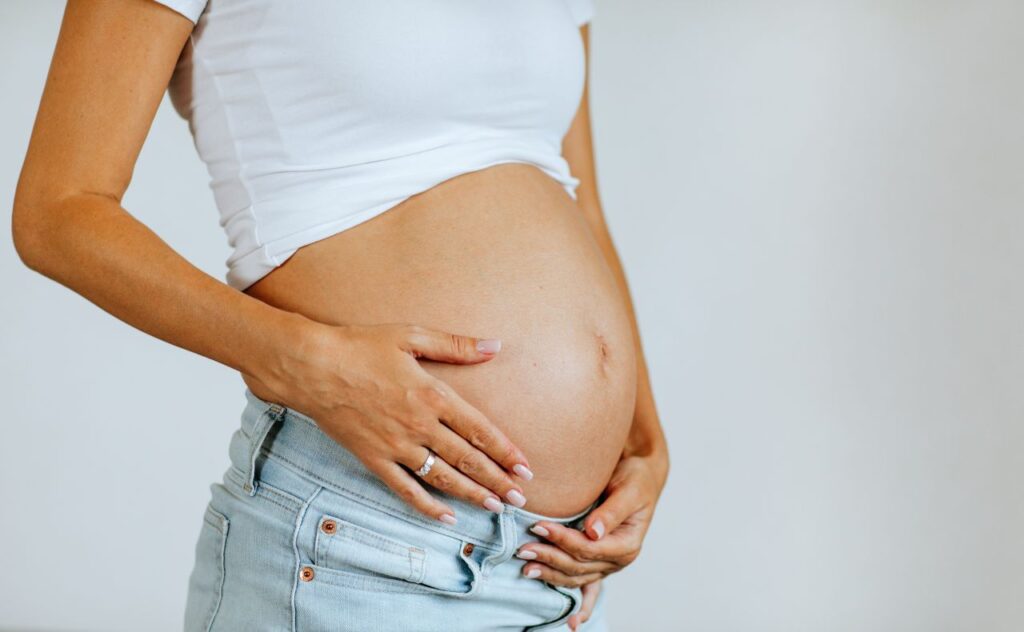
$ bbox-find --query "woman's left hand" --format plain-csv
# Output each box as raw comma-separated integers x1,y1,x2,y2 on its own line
516,450,669,626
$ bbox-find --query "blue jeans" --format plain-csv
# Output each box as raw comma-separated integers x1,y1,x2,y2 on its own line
183,388,609,631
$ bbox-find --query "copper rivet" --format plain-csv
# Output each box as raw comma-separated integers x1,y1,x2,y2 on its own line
300,566,315,582
463,543,475,556
321,519,337,534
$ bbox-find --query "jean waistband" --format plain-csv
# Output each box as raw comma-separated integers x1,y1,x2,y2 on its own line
234,387,594,546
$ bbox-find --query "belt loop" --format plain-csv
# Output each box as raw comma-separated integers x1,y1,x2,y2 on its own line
243,402,286,497
481,508,516,578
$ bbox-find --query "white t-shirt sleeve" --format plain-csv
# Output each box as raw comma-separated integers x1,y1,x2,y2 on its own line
565,0,595,26
148,0,208,24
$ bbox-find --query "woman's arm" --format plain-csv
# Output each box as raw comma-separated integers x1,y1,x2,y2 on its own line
12,0,534,524
12,0,305,387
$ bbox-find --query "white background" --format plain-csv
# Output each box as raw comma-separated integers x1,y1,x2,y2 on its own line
2,1,1022,630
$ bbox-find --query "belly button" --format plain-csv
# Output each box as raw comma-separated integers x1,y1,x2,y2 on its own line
595,332,612,375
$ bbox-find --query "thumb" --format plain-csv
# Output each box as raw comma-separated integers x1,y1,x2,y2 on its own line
582,485,638,541
401,326,502,364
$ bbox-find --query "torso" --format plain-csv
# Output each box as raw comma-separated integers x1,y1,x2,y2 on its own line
243,163,637,517
165,0,625,515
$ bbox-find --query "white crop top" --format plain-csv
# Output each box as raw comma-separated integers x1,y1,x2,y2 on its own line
156,0,595,290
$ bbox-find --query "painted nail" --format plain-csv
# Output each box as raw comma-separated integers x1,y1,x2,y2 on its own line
513,464,534,481
516,549,537,560
506,489,527,508
525,568,542,579
483,497,504,513
476,339,502,354
530,524,550,537
439,513,458,526
589,519,605,540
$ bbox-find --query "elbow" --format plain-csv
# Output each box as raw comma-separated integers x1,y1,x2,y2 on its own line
11,197,53,273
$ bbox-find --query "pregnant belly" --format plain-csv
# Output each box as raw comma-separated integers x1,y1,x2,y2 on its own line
243,163,638,517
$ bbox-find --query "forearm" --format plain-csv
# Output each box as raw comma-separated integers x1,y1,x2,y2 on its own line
13,191,312,383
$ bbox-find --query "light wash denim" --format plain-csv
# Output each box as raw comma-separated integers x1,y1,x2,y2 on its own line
183,388,609,631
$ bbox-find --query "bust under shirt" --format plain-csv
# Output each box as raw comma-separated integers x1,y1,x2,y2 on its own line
155,0,595,291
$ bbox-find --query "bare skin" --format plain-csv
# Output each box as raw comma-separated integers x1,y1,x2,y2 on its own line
12,1,669,622
243,161,639,517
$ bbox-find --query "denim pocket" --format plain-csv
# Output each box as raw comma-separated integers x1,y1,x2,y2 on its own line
183,504,229,632
314,514,427,584
299,489,479,597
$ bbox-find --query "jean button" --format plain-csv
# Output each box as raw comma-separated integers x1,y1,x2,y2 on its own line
462,543,475,556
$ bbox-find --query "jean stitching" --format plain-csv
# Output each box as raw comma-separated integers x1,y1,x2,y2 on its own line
313,520,429,583
257,487,303,514
200,506,228,632
260,481,304,507
246,408,280,495
308,530,469,595
225,465,303,513
409,547,426,583
313,517,325,566
264,447,496,548
305,564,446,595
223,467,256,501
290,485,323,632
331,518,428,556
202,506,227,533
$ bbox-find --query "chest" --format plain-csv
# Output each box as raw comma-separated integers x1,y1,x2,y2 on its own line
187,0,585,132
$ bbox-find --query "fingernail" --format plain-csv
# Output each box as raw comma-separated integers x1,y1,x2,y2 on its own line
530,524,549,537
439,513,458,526
516,549,537,560
476,338,502,354
506,489,527,508
513,464,534,481
589,519,605,540
525,568,541,579
483,497,504,513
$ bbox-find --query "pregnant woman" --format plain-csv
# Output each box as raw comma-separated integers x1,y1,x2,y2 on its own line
13,0,669,630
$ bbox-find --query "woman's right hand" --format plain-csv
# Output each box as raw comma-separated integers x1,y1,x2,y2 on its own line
243,321,533,525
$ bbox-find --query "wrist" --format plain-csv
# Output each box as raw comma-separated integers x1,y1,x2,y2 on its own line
241,303,323,394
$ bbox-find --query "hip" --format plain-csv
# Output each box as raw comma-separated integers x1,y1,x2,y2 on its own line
184,388,609,631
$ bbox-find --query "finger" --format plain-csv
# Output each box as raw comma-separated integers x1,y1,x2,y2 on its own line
430,425,527,508
521,561,602,588
437,386,532,477
399,325,502,364
515,543,617,576
372,461,457,524
530,521,622,562
581,484,642,541
406,446,507,515
569,581,602,631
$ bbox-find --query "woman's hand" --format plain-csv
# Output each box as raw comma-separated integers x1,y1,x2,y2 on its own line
515,450,668,612
244,320,534,524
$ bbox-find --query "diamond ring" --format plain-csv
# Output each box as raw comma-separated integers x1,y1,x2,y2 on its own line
415,449,436,478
